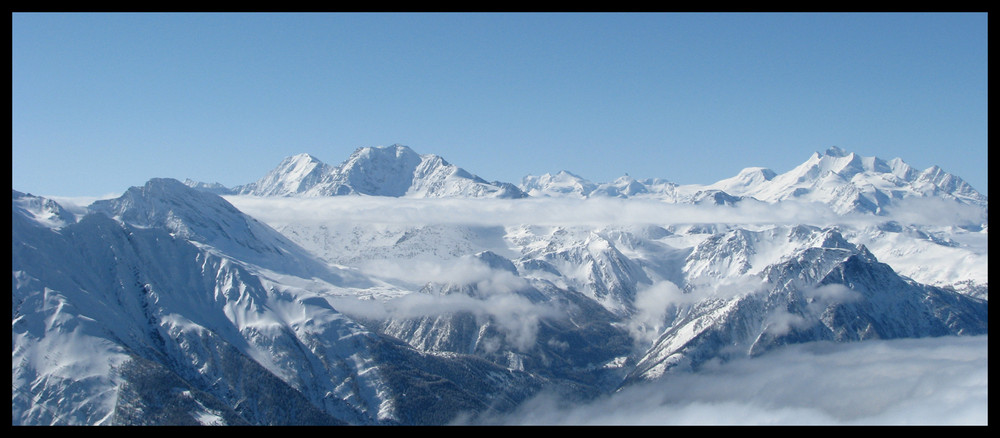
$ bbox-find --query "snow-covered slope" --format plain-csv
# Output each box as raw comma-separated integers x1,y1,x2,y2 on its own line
88,178,365,287
12,183,548,425
521,171,597,198
14,200,368,425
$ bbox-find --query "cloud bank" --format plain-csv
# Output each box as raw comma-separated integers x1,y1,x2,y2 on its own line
468,335,988,425
225,196,860,228
225,195,986,230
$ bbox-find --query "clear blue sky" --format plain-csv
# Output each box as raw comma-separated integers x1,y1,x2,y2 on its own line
12,12,988,197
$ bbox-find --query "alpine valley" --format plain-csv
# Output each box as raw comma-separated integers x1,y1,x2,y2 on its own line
12,144,988,425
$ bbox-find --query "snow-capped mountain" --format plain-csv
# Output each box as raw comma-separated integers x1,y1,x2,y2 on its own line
522,171,683,200
231,144,528,199
709,146,987,214
521,171,597,198
624,227,988,383
521,146,987,216
13,144,988,425
12,182,547,425
87,178,358,285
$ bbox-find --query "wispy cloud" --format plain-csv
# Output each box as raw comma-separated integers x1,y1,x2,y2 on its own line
328,255,561,352
41,193,121,217
467,335,988,425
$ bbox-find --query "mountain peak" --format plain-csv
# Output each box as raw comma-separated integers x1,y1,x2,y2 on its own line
698,146,988,215
236,144,526,199
12,190,77,229
92,178,241,232
284,152,325,165
236,153,332,197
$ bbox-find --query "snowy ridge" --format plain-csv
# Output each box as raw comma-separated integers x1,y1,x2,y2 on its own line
233,144,528,199
626,231,987,382
719,146,986,214
13,184,546,425
12,190,77,229
521,146,987,216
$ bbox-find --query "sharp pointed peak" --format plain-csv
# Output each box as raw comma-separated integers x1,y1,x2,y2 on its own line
139,177,191,191
287,152,323,161
276,153,326,168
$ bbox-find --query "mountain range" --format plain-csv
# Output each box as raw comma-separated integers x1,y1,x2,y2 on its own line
13,144,987,425
194,144,528,199
185,144,986,216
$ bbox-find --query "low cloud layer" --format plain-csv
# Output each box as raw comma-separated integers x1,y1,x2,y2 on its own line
225,195,987,230
226,196,854,228
331,293,560,353
469,335,988,425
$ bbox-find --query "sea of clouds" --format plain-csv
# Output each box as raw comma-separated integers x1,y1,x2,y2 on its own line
467,334,989,425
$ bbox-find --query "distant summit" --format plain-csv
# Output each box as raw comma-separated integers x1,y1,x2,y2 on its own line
720,146,987,214
180,143,985,217
232,153,334,197
521,146,986,216
229,144,528,199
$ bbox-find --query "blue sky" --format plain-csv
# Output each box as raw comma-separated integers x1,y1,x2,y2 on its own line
12,12,988,197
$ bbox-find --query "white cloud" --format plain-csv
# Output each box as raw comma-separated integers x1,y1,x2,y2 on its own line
327,255,561,352
881,197,988,226
226,194,987,231
762,307,809,336
625,280,685,346
39,193,120,217
225,195,872,229
803,283,861,302
467,335,988,425
353,254,527,293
